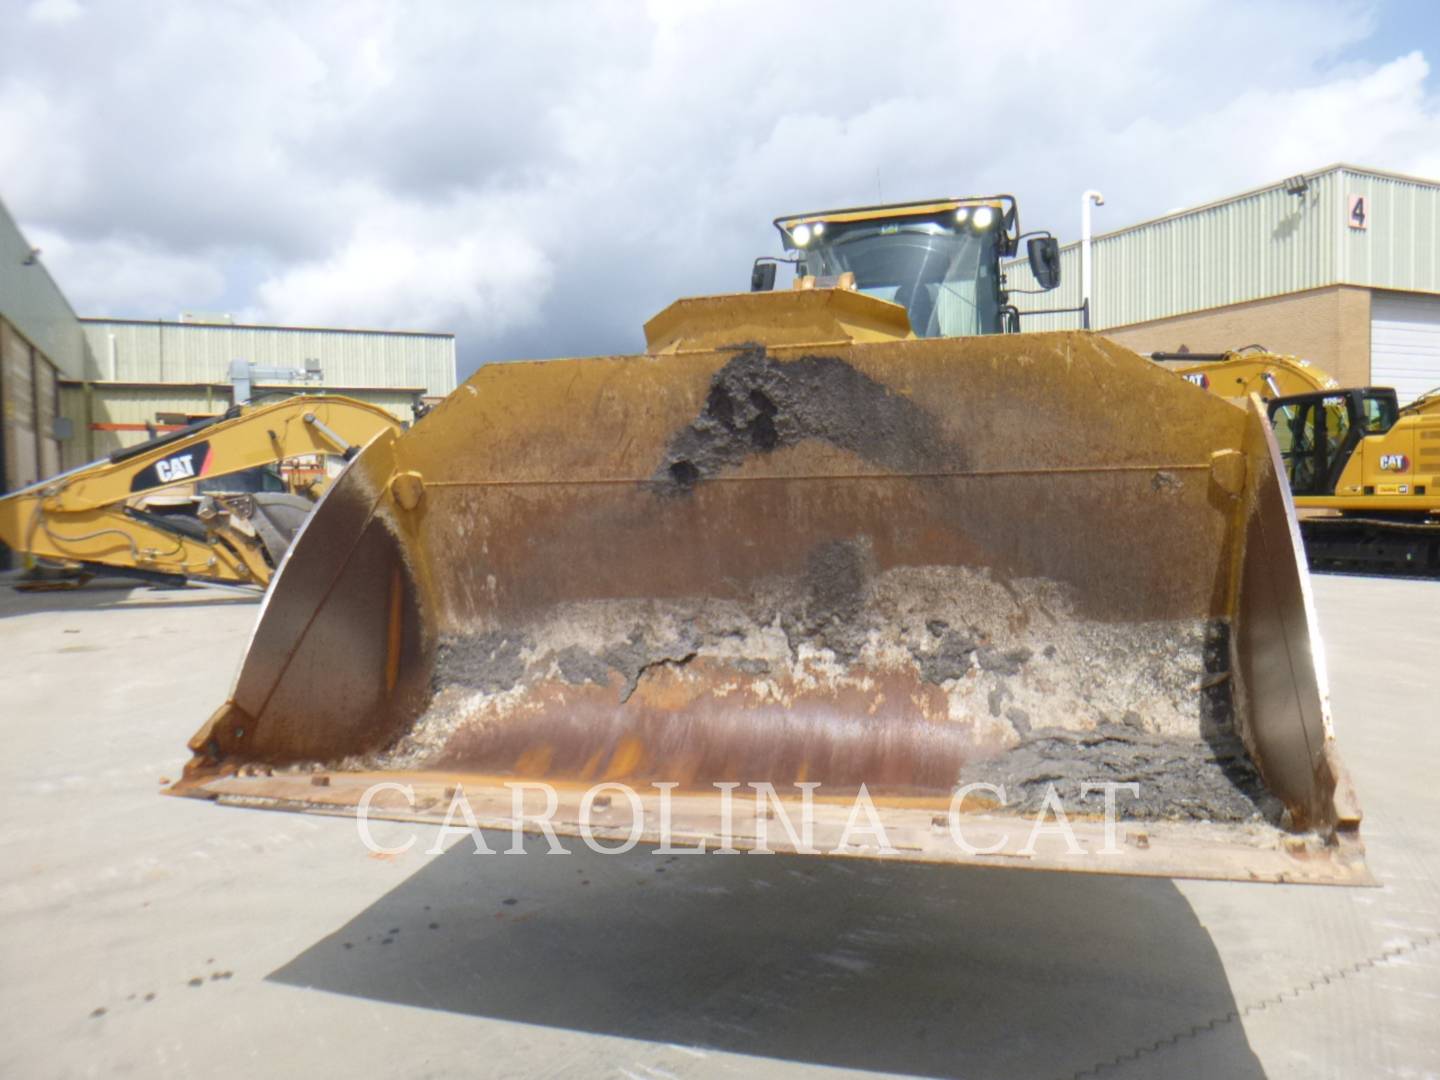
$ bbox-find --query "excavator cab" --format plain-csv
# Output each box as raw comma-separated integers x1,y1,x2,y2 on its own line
1268,389,1399,495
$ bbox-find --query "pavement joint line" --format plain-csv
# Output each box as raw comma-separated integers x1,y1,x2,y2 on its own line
1062,929,1440,1079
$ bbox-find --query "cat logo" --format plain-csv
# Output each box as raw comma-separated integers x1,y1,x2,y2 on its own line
129,439,213,493
1379,453,1410,472
155,454,197,483
1182,372,1209,389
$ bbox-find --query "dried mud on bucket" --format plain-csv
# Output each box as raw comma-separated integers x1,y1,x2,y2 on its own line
352,561,1277,826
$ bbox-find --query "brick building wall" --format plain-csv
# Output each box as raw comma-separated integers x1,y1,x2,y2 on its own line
1102,286,1374,387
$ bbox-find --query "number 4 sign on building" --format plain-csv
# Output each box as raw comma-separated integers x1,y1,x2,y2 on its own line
1348,194,1369,230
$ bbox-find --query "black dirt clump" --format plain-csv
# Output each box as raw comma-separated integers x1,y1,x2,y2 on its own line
956,622,1275,824
987,685,1011,718
975,645,1033,676
959,723,1281,824
1198,619,1236,739
654,346,953,493
917,629,978,684
433,632,530,694
553,645,612,686
780,539,873,663
602,627,700,702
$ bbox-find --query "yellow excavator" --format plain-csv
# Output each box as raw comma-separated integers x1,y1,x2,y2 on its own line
1159,348,1440,574
169,196,1368,886
0,395,401,588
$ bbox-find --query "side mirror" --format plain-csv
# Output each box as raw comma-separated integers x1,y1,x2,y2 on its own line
750,260,777,292
1027,236,1061,290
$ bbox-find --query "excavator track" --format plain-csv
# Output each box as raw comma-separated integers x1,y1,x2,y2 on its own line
1299,515,1440,576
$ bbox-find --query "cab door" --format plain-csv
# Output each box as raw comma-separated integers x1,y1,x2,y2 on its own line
1266,392,1360,496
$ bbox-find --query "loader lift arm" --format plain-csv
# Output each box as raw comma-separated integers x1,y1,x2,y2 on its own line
0,395,403,588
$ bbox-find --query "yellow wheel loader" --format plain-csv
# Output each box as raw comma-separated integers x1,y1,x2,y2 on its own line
171,196,1368,886
1160,348,1440,574
0,395,402,588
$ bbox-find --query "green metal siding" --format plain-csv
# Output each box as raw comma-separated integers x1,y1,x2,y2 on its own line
1006,165,1440,333
1338,170,1440,292
80,319,458,396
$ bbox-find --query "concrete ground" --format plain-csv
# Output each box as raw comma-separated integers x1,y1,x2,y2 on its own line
0,573,1436,1080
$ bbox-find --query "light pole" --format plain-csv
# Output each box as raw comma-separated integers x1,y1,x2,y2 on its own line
1081,189,1105,328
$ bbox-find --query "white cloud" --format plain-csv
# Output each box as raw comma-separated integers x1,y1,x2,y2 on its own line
1098,51,1440,213
24,227,225,317
0,0,1435,372
26,0,82,25
251,196,551,339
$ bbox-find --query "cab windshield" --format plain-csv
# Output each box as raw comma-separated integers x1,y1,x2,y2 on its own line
1360,390,1398,434
798,220,1000,337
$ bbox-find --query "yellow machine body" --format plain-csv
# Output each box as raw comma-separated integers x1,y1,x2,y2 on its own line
0,395,401,587
1170,349,1440,571
171,288,1367,885
1321,393,1440,505
1170,350,1339,400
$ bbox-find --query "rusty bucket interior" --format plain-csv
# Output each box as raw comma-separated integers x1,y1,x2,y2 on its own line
172,312,1368,884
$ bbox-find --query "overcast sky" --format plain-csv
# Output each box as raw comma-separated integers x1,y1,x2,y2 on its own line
3,0,1438,376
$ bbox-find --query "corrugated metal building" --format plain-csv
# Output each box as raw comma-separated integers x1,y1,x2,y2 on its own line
68,317,457,464
1007,164,1440,399
81,317,456,394
3,203,459,492
0,197,93,495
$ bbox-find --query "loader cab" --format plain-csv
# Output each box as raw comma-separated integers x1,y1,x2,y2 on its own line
1266,388,1399,495
762,196,1049,339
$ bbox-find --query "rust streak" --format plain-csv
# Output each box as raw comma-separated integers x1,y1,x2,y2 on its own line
384,564,404,695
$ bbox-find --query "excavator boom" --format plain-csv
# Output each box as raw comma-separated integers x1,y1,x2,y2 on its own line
1162,349,1340,400
0,395,402,587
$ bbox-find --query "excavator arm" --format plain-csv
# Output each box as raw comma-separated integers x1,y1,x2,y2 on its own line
0,395,402,587
1160,349,1340,400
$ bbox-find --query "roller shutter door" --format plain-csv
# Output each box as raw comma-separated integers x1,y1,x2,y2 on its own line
1371,293,1440,403
33,355,60,480
1,319,38,492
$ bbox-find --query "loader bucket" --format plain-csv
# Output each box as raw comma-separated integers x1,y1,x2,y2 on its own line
172,297,1367,884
